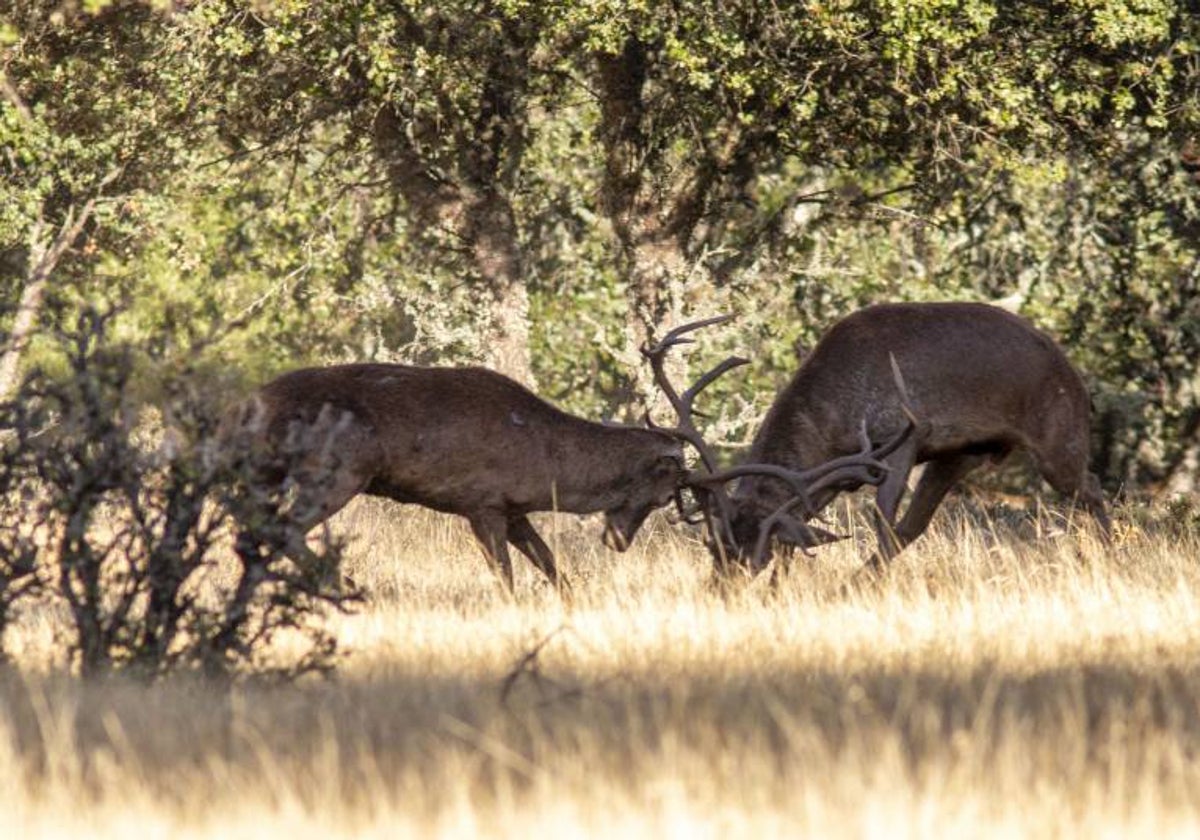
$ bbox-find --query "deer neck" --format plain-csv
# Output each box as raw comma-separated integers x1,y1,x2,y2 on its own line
550,423,657,514
738,409,834,515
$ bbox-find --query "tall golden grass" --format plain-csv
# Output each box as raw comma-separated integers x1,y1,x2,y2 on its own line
2,496,1199,838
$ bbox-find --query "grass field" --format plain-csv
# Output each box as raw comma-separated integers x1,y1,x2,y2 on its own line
2,495,1199,838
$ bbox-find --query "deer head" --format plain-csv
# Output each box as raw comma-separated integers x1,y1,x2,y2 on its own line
600,433,687,551
642,316,920,576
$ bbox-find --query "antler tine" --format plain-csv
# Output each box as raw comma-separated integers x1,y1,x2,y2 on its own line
687,463,826,495
670,487,710,525
792,417,902,488
643,313,737,357
642,315,737,408
682,356,750,405
687,419,906,503
641,314,749,557
889,351,921,428
641,314,744,476
751,511,812,572
749,499,855,573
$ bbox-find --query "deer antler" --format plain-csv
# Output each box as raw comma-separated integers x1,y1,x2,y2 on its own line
682,351,925,573
687,415,911,499
644,318,926,575
642,314,748,474
745,418,915,571
641,315,749,568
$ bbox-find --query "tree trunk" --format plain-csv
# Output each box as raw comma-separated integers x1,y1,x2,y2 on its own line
595,40,710,412
465,189,534,386
1162,408,1200,496
482,274,534,387
623,227,691,415
0,201,95,401
372,106,534,386
0,233,48,401
1165,438,1200,495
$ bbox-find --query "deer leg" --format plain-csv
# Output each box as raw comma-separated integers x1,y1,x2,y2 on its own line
507,515,574,601
289,468,372,587
468,511,515,594
1029,408,1112,540
895,454,984,543
1079,471,1112,540
868,438,919,568
860,453,987,573
238,469,368,589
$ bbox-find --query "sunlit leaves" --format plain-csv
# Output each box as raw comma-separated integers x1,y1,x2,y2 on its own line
1,0,1196,484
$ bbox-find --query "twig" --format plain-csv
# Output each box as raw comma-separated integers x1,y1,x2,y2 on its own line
498,623,571,707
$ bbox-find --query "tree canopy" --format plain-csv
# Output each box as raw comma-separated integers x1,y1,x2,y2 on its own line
2,0,1198,490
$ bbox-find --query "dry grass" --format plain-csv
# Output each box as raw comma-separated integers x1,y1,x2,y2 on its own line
2,495,1200,838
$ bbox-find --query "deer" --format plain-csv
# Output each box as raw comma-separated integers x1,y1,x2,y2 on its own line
647,304,1111,578
223,363,686,598
640,315,922,576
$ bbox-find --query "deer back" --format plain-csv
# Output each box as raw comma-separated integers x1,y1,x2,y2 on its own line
748,302,1093,481
249,363,681,515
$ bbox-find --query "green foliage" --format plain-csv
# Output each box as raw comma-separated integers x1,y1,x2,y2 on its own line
1,0,1198,490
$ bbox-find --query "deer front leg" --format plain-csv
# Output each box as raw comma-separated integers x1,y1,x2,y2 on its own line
468,511,515,594
284,468,369,590
893,454,984,545
868,437,919,569
507,515,573,602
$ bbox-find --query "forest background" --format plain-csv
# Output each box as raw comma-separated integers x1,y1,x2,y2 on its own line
3,0,1199,496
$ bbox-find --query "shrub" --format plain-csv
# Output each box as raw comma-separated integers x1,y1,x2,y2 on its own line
0,308,356,679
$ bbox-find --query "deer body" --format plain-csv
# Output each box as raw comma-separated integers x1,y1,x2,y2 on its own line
234,363,683,595
728,302,1110,567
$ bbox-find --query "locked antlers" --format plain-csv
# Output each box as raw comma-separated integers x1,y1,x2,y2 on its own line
643,315,922,574
641,315,749,561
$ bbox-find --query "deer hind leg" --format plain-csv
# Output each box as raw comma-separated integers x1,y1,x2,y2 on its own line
468,511,515,595
236,467,368,589
1028,400,1112,540
1080,471,1112,539
507,515,573,602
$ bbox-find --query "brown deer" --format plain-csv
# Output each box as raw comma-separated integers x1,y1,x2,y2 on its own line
225,363,686,597
641,315,922,574
650,304,1110,576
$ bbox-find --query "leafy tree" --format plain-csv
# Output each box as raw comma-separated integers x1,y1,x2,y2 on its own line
185,0,573,384
574,0,1194,339
2,0,1198,494
0,2,207,395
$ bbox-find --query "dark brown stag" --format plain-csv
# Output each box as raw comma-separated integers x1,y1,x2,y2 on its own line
225,364,685,596
655,303,1111,576
642,315,921,574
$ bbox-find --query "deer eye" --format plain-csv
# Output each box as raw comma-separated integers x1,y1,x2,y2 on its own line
653,455,680,477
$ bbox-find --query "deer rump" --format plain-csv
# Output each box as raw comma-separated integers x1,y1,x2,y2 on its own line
228,363,684,596
723,302,1110,569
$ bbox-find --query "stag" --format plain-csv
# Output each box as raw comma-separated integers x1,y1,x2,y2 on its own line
650,304,1111,576
224,364,686,597
642,315,920,575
